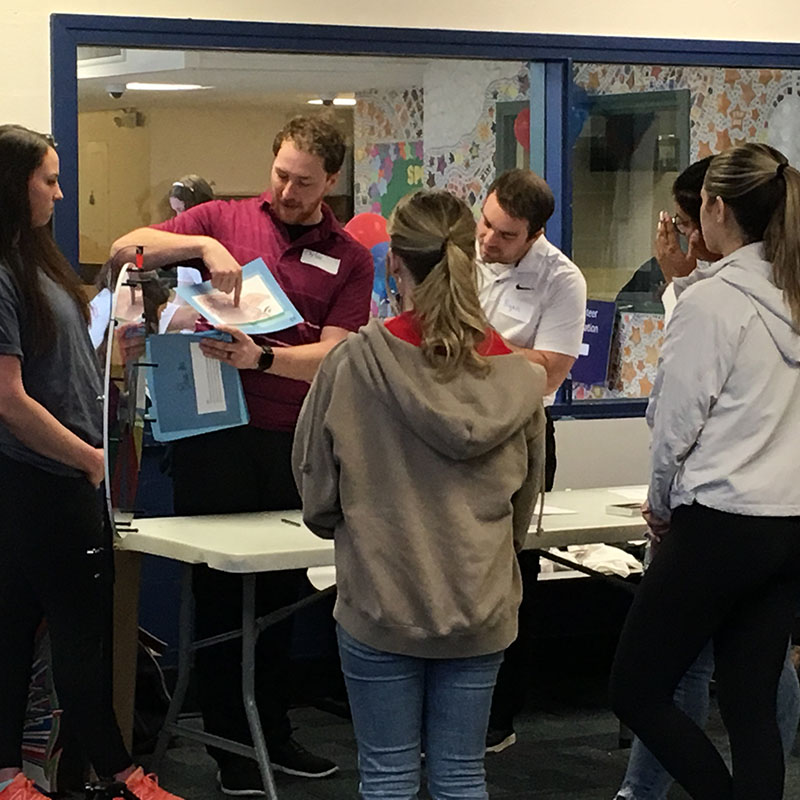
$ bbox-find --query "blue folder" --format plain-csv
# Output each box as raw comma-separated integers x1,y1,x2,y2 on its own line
145,331,249,442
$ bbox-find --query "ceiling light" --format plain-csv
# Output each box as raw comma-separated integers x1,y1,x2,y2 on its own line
125,82,210,91
307,96,357,106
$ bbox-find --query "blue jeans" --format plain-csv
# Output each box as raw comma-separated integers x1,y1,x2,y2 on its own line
616,641,800,799
337,625,503,800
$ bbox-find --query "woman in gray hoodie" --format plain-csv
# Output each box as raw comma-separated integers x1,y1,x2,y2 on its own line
293,190,546,799
610,143,800,800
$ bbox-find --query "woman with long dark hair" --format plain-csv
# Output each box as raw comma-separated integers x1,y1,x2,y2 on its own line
293,190,546,799
611,143,800,799
0,124,182,800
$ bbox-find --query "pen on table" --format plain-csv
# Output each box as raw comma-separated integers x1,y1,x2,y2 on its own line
281,518,301,527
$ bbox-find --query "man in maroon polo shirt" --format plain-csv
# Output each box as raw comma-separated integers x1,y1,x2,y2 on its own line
111,117,372,791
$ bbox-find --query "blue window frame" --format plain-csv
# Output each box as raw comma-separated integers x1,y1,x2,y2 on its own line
51,14,800,419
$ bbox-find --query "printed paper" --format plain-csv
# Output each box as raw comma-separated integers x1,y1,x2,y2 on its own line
189,342,227,415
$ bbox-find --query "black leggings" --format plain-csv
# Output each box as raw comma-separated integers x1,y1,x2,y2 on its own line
489,409,555,729
0,453,131,777
610,503,800,800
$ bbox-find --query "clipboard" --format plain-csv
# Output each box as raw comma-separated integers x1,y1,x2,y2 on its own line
145,331,249,442
176,258,303,335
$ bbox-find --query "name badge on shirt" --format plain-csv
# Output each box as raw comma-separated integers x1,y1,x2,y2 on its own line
499,290,534,322
301,249,340,275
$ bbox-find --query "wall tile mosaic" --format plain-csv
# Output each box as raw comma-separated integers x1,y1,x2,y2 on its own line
573,64,800,163
424,62,529,215
353,87,424,215
573,312,665,401
571,63,800,401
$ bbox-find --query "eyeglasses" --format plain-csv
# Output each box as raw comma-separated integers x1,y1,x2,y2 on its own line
670,214,691,237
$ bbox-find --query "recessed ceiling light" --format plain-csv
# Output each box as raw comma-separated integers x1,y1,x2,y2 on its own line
307,97,357,106
125,82,211,91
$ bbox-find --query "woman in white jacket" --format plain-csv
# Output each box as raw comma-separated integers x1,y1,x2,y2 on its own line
610,143,800,800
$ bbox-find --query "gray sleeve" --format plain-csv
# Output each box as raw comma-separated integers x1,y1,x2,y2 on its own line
291,362,342,540
0,268,23,359
511,407,546,552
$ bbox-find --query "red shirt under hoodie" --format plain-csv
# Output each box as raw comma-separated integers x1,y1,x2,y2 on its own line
384,311,512,356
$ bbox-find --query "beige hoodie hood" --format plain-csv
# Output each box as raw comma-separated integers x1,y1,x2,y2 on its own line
343,319,546,460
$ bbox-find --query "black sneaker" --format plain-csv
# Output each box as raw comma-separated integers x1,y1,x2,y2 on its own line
269,738,339,778
485,727,516,754
217,758,266,797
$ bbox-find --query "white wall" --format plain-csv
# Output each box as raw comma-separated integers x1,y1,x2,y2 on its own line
553,417,650,490
6,0,800,131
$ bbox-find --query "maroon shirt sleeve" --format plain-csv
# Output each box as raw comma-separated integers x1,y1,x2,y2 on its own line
151,200,225,237
323,244,373,332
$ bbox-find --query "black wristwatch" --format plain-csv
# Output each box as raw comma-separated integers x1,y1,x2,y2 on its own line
257,344,274,372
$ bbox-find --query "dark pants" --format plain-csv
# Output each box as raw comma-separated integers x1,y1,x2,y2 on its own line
489,409,555,730
610,503,800,800
0,453,131,777
171,426,306,760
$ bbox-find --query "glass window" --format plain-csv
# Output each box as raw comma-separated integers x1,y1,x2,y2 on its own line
568,63,800,405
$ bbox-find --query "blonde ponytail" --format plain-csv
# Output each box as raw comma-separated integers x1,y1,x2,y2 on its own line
388,191,491,380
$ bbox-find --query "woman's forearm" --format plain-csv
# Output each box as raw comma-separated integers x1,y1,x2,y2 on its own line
0,388,101,476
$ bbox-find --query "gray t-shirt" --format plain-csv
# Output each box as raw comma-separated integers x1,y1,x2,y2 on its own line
0,258,103,476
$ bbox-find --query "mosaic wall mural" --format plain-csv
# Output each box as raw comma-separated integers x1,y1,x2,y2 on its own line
424,61,529,215
353,62,531,218
353,87,424,216
571,63,800,401
573,64,799,166
573,312,665,401
354,62,800,403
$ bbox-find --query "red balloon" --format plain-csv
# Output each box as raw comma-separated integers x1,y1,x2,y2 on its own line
514,108,531,151
344,212,389,250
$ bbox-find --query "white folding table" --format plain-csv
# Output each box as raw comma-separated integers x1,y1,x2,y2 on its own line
116,486,647,799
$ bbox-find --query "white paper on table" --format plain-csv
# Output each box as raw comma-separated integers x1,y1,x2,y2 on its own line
307,566,337,591
540,504,578,515
189,342,227,415
608,485,649,502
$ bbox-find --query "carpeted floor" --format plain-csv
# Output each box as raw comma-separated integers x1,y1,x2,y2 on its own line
145,654,800,800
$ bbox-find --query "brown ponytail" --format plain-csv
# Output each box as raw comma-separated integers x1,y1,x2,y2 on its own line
704,143,800,326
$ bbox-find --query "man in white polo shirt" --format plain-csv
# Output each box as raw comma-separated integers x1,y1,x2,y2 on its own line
477,168,586,752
